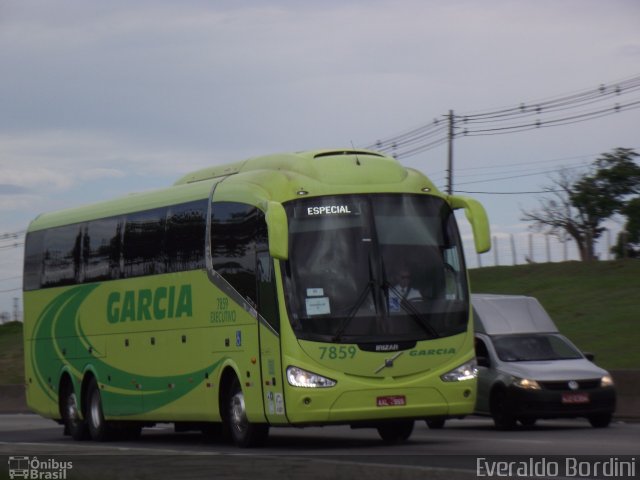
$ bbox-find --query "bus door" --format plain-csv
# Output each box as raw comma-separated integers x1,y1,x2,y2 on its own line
256,250,286,424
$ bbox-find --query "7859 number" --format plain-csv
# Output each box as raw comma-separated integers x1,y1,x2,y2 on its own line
319,345,357,360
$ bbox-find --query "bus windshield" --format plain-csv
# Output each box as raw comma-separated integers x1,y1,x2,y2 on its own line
282,194,469,343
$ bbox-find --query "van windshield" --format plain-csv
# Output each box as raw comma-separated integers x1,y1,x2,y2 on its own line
491,334,583,362
281,193,469,343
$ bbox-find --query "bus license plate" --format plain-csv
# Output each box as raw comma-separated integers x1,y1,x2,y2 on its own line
376,395,406,407
562,392,589,404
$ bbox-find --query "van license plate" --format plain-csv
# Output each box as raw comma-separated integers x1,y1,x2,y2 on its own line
562,392,589,404
376,395,406,407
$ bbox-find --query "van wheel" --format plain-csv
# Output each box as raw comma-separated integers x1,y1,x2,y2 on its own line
588,413,611,428
425,418,446,429
60,382,89,440
377,420,414,444
491,389,516,430
86,377,114,441
519,418,537,427
226,378,269,447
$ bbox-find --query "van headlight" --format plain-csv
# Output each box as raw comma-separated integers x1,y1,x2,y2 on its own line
286,366,336,388
600,375,614,387
513,378,541,390
440,359,478,382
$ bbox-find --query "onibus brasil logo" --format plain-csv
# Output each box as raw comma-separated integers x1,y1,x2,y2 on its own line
8,456,73,479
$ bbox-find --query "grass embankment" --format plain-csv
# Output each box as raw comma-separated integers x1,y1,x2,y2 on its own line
469,260,640,370
0,260,637,384
0,321,23,384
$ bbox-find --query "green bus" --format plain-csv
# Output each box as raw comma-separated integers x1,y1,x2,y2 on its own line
23,149,490,446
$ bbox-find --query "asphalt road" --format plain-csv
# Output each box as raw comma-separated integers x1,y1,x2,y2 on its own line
1,415,638,479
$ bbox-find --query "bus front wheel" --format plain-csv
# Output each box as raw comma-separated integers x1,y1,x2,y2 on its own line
226,378,269,448
377,420,414,444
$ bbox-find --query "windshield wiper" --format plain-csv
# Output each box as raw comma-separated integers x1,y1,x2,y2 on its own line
332,281,373,343
333,253,376,343
385,282,440,339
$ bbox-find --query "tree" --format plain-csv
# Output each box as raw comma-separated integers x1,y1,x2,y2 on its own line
522,148,640,261
612,197,640,258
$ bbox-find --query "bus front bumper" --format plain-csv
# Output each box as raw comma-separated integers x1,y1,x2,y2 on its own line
285,383,475,425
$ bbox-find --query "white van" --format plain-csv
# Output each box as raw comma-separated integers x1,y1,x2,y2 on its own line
471,294,616,429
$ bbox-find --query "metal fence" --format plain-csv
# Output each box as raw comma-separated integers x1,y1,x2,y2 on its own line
463,229,620,269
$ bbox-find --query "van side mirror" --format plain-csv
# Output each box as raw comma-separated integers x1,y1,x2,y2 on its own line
448,195,491,253
584,352,595,362
266,201,288,260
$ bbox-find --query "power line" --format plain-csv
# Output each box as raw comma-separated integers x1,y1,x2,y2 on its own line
453,160,589,180
454,189,565,195
0,287,20,294
0,230,25,240
363,73,640,161
0,276,21,282
0,243,24,250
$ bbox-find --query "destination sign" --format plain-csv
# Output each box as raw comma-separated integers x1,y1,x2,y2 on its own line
294,204,361,218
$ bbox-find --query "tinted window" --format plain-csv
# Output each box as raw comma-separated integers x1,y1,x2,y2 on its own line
282,194,468,343
23,230,45,291
492,334,583,362
42,224,82,287
257,251,279,332
211,202,267,304
123,208,167,278
166,200,206,272
25,201,210,290
84,217,123,282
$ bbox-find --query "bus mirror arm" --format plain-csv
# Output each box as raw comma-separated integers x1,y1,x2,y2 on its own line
448,195,491,254
266,201,289,260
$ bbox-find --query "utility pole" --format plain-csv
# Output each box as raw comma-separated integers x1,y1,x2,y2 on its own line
446,110,454,195
13,297,19,322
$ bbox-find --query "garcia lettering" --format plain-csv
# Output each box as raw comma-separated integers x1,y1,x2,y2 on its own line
107,285,193,323
409,348,456,357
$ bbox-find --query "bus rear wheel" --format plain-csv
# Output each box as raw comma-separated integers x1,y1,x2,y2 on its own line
377,420,414,444
86,377,114,441
60,382,89,441
226,378,269,448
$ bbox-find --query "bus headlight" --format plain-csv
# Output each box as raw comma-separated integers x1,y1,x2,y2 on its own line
440,360,478,382
286,366,337,388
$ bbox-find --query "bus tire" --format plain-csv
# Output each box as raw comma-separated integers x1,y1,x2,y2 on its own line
60,381,90,441
377,420,414,444
86,377,114,441
226,377,269,448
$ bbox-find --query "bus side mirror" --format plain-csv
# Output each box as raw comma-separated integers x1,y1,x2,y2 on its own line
448,195,491,253
266,201,289,260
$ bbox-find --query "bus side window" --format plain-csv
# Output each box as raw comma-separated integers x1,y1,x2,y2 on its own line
24,230,45,291
166,200,207,272
84,217,123,282
211,202,259,304
123,208,167,278
257,251,279,332
42,224,82,288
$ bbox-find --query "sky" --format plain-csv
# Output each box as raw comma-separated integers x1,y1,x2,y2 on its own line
1,0,640,316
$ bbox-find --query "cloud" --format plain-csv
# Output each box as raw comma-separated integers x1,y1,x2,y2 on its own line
0,184,29,195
